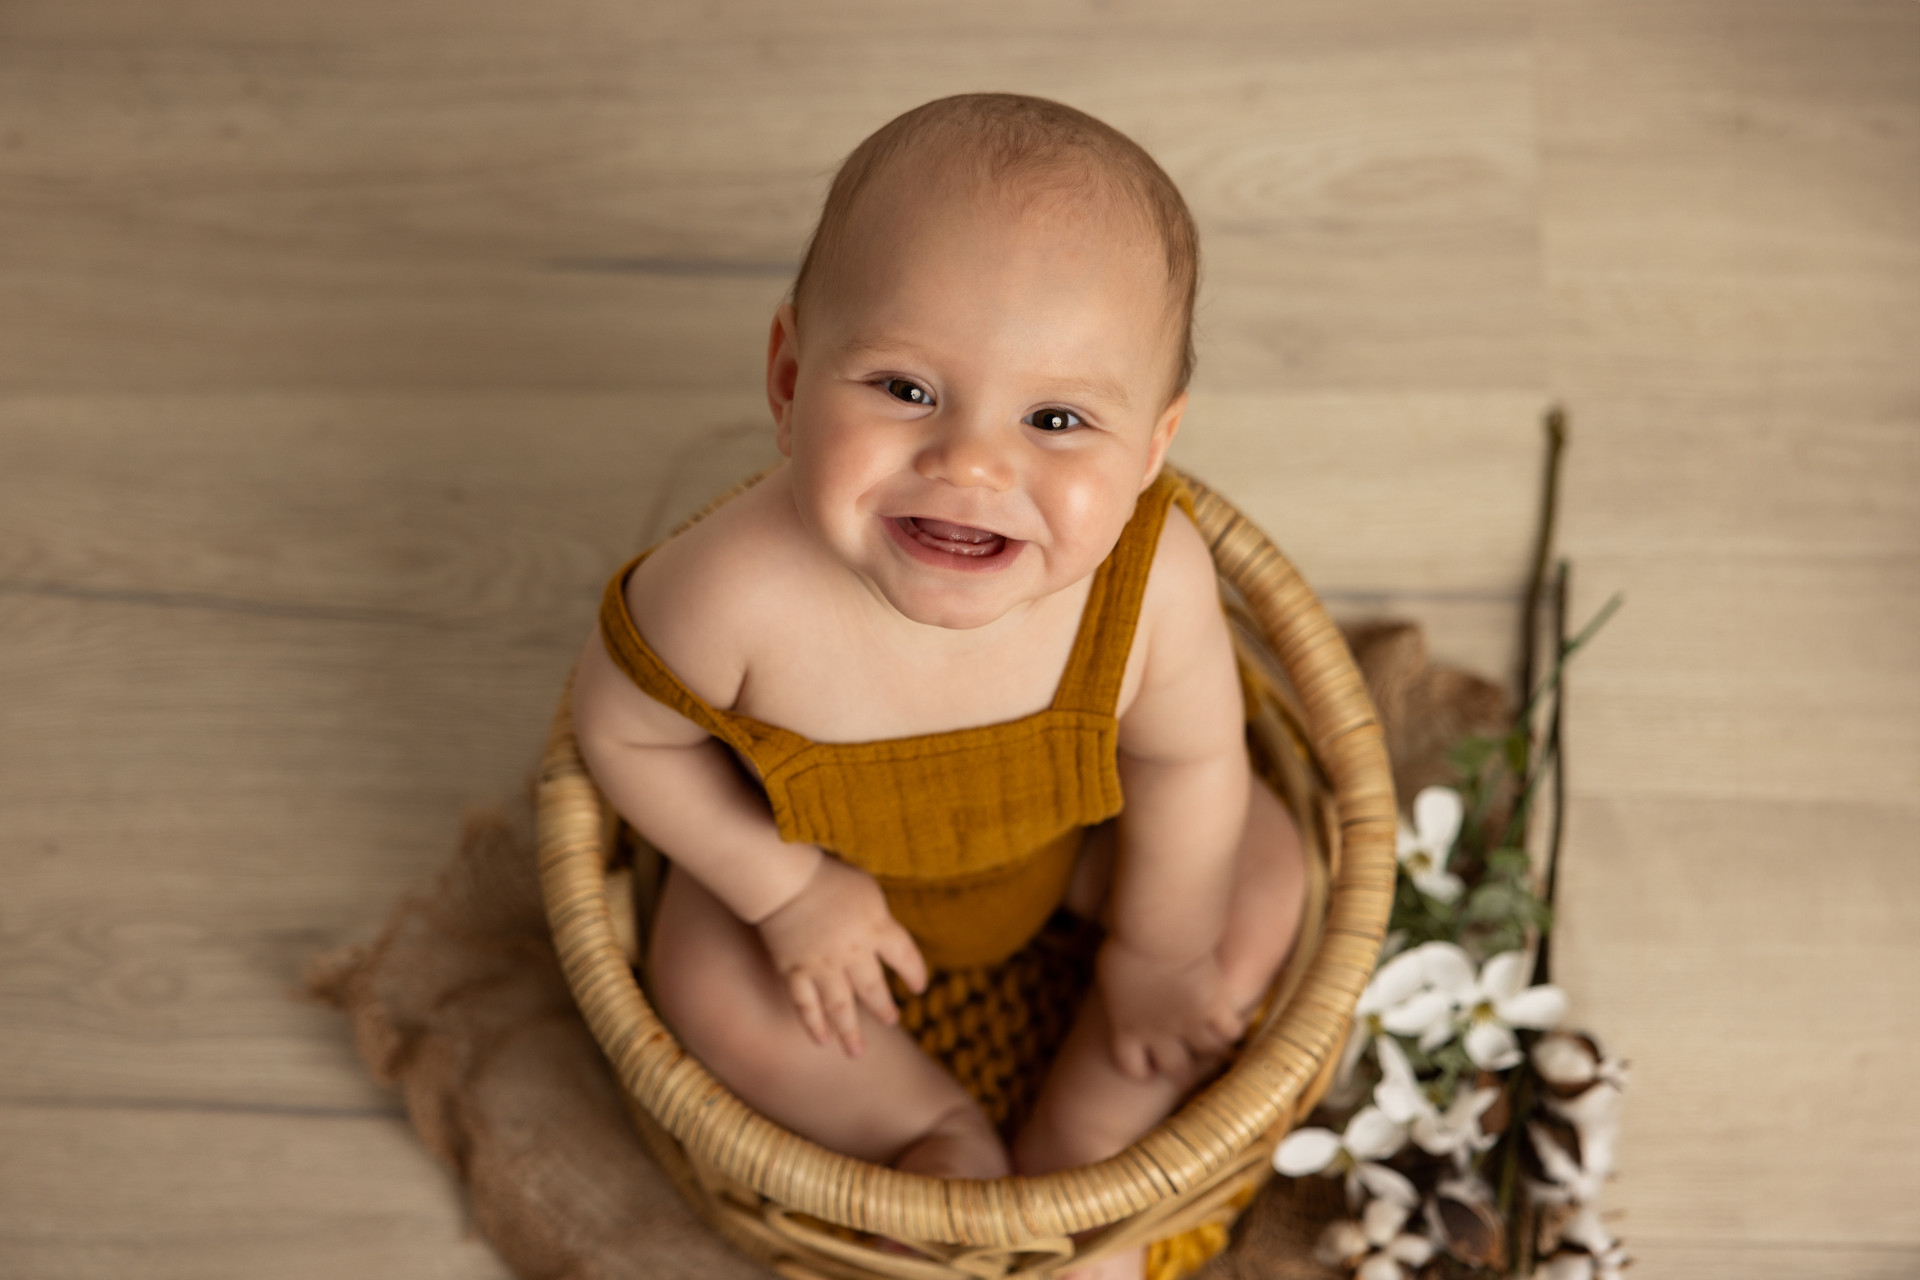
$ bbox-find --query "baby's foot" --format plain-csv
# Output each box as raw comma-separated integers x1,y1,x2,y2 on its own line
891,1101,1011,1180
875,1102,1011,1259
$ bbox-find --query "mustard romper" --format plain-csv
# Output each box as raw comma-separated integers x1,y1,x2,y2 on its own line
596,469,1233,970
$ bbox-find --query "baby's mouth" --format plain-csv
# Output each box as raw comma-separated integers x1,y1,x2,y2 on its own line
898,516,1008,558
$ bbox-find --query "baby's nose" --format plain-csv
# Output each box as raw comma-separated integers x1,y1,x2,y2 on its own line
914,419,1016,490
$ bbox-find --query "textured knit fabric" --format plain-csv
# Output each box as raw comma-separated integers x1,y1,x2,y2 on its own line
597,469,1197,967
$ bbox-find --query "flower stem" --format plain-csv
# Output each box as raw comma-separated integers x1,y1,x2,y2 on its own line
1518,406,1568,712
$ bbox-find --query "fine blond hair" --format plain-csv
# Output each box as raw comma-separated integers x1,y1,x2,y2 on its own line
791,93,1201,395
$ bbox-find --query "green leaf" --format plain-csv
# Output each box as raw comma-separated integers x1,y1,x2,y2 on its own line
1486,847,1533,876
1503,730,1531,777
1449,735,1498,777
1466,882,1520,924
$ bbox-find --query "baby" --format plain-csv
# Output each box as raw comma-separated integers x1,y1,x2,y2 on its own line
572,93,1307,1279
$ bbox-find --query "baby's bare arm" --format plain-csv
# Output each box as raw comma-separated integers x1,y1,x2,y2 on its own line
572,624,822,923
1102,506,1253,1078
572,620,926,1054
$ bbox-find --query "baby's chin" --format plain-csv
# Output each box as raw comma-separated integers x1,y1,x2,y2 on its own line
861,549,1085,632
869,575,1034,632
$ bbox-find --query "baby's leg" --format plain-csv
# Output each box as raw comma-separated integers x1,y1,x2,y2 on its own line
1012,770,1307,1276
648,863,1009,1179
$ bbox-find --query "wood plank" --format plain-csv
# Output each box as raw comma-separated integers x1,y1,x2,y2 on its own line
1550,795,1920,1247
0,1104,505,1280
1556,548,1920,805
1535,0,1920,410
1174,391,1549,595
0,392,766,620
0,2,1542,392
1621,1242,1920,1280
1555,398,1920,561
0,1104,514,1280
0,590,578,1107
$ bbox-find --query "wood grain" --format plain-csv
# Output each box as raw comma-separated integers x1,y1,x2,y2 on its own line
0,1,1541,393
1559,550,1920,803
0,393,765,618
1552,795,1920,1246
1620,1243,1920,1280
0,1104,514,1280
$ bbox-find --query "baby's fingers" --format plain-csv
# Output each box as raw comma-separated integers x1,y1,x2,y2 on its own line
1109,1028,1155,1083
851,954,899,1028
876,926,928,996
1145,1036,1195,1085
816,971,866,1058
787,972,831,1047
1189,1013,1242,1061
1207,1006,1248,1048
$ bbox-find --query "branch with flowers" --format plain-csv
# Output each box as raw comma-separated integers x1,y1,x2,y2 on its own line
1273,411,1629,1280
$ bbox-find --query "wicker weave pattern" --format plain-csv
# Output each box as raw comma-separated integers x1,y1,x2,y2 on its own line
537,468,1396,1275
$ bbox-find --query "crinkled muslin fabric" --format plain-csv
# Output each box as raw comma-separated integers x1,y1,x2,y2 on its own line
307,618,1505,1280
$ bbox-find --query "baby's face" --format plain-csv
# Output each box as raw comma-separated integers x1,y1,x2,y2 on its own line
768,169,1187,632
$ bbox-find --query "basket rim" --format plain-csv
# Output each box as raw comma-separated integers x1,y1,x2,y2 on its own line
537,464,1396,1248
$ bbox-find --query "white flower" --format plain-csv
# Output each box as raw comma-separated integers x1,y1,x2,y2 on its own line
1419,945,1568,1069
1533,1031,1630,1093
1534,1234,1631,1280
1396,786,1466,903
1382,946,1462,1045
1559,1204,1620,1257
1549,1083,1622,1185
1352,1197,1437,1280
1534,1203,1630,1278
1410,1082,1501,1170
1535,1254,1628,1280
1533,1032,1626,1192
1336,946,1458,1087
1370,1036,1429,1126
1313,1217,1371,1268
1527,1120,1611,1206
1274,1105,1416,1209
1371,1036,1502,1172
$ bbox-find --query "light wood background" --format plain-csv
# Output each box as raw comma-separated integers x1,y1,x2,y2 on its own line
2,2,1915,1277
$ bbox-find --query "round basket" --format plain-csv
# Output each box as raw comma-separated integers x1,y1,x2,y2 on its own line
537,468,1396,1280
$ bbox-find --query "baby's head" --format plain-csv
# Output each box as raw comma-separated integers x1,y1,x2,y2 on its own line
766,95,1203,631
791,93,1199,399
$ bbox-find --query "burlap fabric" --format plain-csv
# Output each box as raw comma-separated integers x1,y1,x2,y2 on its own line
308,619,1504,1280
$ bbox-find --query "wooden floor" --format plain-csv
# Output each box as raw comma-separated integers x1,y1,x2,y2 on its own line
2,2,1915,1276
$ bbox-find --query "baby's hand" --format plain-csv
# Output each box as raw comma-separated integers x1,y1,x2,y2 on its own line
754,854,928,1057
1096,937,1246,1085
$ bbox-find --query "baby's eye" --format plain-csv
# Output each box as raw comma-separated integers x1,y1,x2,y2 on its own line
882,378,933,406
1025,407,1083,433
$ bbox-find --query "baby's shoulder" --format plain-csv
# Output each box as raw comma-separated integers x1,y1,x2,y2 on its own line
621,474,805,711
1113,493,1236,739
1138,495,1221,632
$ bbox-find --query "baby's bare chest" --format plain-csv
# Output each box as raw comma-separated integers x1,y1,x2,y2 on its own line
724,592,1146,745
728,616,1078,743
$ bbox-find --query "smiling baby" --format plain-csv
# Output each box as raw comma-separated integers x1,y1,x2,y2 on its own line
570,93,1308,1280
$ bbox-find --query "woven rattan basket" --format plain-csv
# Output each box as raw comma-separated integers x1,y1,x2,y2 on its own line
537,468,1396,1280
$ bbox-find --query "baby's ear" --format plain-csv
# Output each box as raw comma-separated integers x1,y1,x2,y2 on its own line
1141,389,1188,489
766,303,802,454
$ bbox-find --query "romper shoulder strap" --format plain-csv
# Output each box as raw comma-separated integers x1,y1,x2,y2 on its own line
1049,468,1196,716
596,555,811,770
